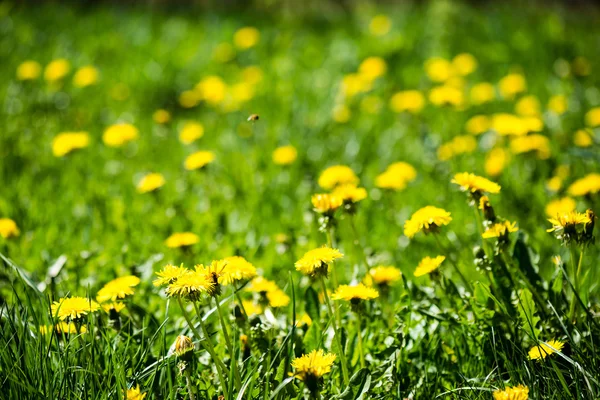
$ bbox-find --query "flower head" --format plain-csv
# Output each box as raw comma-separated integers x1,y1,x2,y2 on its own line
318,165,359,189
96,275,140,303
295,247,344,278
0,218,20,239
185,151,215,171
368,266,401,286
389,90,425,113
39,322,86,336
498,73,526,99
73,66,99,88
266,289,291,307
219,256,258,285
174,335,195,357
369,14,391,36
493,385,529,400
44,59,70,82
272,145,298,165
547,211,591,244
16,60,41,80
51,297,100,321
102,302,126,313
331,283,379,303
528,340,565,360
482,221,519,239
126,385,146,400
234,27,260,50
470,82,495,105
179,121,204,144
452,172,501,196
545,197,576,218
152,109,171,124
52,132,90,157
165,269,214,301
103,123,139,147
510,134,551,159
311,194,342,214
414,256,445,277
137,173,165,193
404,206,452,238
153,264,189,287
567,173,600,197
331,184,367,204
165,232,200,248
247,276,279,294
292,349,336,387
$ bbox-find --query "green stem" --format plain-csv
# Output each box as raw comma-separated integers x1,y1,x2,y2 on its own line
355,312,365,368
234,287,249,321
215,297,242,390
568,246,584,322
433,234,472,292
184,369,197,400
326,228,339,288
319,277,349,385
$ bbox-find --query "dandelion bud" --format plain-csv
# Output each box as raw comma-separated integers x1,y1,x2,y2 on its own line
478,196,496,222
311,194,342,214
582,209,596,245
175,335,195,360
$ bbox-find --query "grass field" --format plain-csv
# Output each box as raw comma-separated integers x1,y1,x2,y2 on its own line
1,1,600,399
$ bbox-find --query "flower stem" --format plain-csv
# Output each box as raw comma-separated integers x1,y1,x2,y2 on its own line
568,246,584,322
319,277,349,385
214,297,242,390
355,312,366,368
326,227,339,288
183,368,196,400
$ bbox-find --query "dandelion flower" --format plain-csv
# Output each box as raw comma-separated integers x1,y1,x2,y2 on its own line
311,193,342,214
179,122,204,144
545,197,576,218
267,289,290,307
292,349,336,382
165,232,200,248
272,145,298,165
219,256,258,285
102,302,126,313
39,322,86,335
369,14,391,36
585,107,600,127
318,165,359,189
153,264,189,287
452,53,477,76
429,85,464,107
295,247,344,278
359,57,387,81
482,221,519,239
498,73,526,99
96,275,140,303
404,206,452,238
567,173,600,197
547,211,590,244
485,148,509,177
452,172,501,195
0,218,20,239
126,385,147,400
247,276,279,294
103,123,139,147
52,132,90,157
44,59,70,82
16,60,41,80
51,296,100,321
466,115,490,135
137,173,165,193
331,283,379,302
528,340,565,360
414,256,445,277
574,129,593,147
174,335,195,357
493,385,529,400
515,95,541,117
331,184,367,204
152,109,171,124
242,300,263,316
73,65,99,88
234,27,260,50
184,151,215,171
548,94,567,115
470,82,495,105
510,135,551,159
165,270,214,301
425,57,454,83
389,90,426,113
369,266,402,286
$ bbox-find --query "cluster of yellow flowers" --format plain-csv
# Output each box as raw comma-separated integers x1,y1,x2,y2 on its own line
17,59,99,87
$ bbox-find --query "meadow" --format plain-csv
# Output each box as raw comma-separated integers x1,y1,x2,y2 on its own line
1,1,600,399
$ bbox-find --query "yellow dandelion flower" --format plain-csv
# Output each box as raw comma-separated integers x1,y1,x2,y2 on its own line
165,270,214,300
369,14,391,36
152,109,171,124
547,211,590,233
389,90,425,114
485,148,509,177
102,302,126,313
546,176,563,192
437,136,477,161
429,85,464,107
404,206,452,238
219,256,257,285
574,129,593,147
528,340,565,360
359,56,387,81
295,247,344,278
272,145,298,165
331,184,367,204
311,193,343,214
174,335,195,357
341,73,372,98
482,221,519,239
103,123,139,147
452,172,501,195
194,76,227,106
234,27,260,50
547,94,568,115
498,73,526,99
292,349,336,381
465,115,490,135
369,266,402,285
510,135,551,159
153,264,189,287
52,132,90,157
515,95,541,117
585,107,600,127
331,283,379,302
126,385,147,400
386,161,417,180
414,256,445,277
424,57,454,83
267,289,290,307
332,104,351,123
179,121,204,144
247,276,279,293
242,300,263,316
16,60,41,80
493,385,529,400
452,53,477,76
470,82,495,105
165,232,200,248
44,59,70,82
179,90,200,108
184,151,215,171
0,218,20,239
242,65,263,85
375,170,407,191
545,197,576,218
96,275,140,303
51,297,100,321
213,42,236,63
137,173,165,193
567,173,600,197
73,65,99,88
40,322,86,335
318,165,359,189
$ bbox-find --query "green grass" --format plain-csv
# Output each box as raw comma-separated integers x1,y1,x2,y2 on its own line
1,1,600,399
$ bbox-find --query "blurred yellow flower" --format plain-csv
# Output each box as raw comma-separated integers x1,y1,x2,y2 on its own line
360,95,383,114
470,82,495,105
482,221,518,239
219,256,257,285
546,176,563,192
73,65,99,88
429,85,464,107
465,115,490,135
165,232,200,248
404,206,452,238
52,132,90,157
242,66,264,85
16,60,41,80
567,173,600,197
485,147,509,177
574,129,593,147
267,289,290,307
452,53,477,76
369,266,402,285
414,255,445,277
318,165,359,189
491,113,528,136
195,76,227,106
213,42,236,63
341,73,372,97
44,58,70,82
452,172,501,194
174,335,194,357
425,57,454,82
369,14,391,36
295,247,344,278
547,94,567,115
493,385,529,400
332,184,367,204
39,322,86,335
515,95,540,117
498,73,526,99
312,193,342,214
103,123,139,147
545,197,576,218
137,173,165,193
152,109,171,124
184,150,215,171
242,300,263,316
179,121,204,144
437,136,477,161
96,275,140,303
153,264,189,287
375,161,417,191
528,340,565,360
292,349,336,381
510,134,551,159
102,302,126,313
272,145,298,165
389,90,426,113
51,296,100,321
234,26,260,49
126,385,147,400
359,56,387,81
332,104,351,123
331,283,379,302
179,90,200,108
0,218,20,239
247,276,279,293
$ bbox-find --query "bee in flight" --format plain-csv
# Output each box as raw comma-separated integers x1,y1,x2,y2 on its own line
247,114,259,121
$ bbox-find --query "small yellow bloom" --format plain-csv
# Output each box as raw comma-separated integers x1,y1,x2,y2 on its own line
195,76,227,106
547,211,590,233
429,85,464,107
452,53,477,76
369,266,402,285
267,289,290,307
567,173,600,197
102,302,126,313
510,134,551,159
341,73,372,98
452,172,501,194
311,193,342,214
242,66,263,85
103,123,139,147
179,90,201,108
331,283,379,302
73,65,99,88
546,176,563,192
491,113,528,136
213,42,236,63
219,256,257,285
16,60,41,80
332,104,351,123
242,300,263,316
165,270,214,301
331,184,367,204
51,297,100,321
369,14,391,36
137,173,165,193
389,90,425,114
44,59,70,82
52,132,90,157
482,221,519,239
272,145,298,165
498,73,526,99
179,121,204,144
0,218,20,239
39,322,86,335
375,161,417,191
234,27,260,50
153,264,189,287
247,276,279,293
184,151,215,171
545,197,576,218
292,349,336,381
485,148,509,177
126,385,147,400
424,57,454,83
547,94,567,115
165,232,199,249
574,129,593,147
515,95,541,117
437,136,476,161
404,206,452,238
414,256,445,277
493,385,529,400
528,340,565,360
465,115,490,135
470,82,495,105
295,247,344,278
318,165,359,189
359,57,387,81
152,109,171,124
96,276,140,303
585,107,600,127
